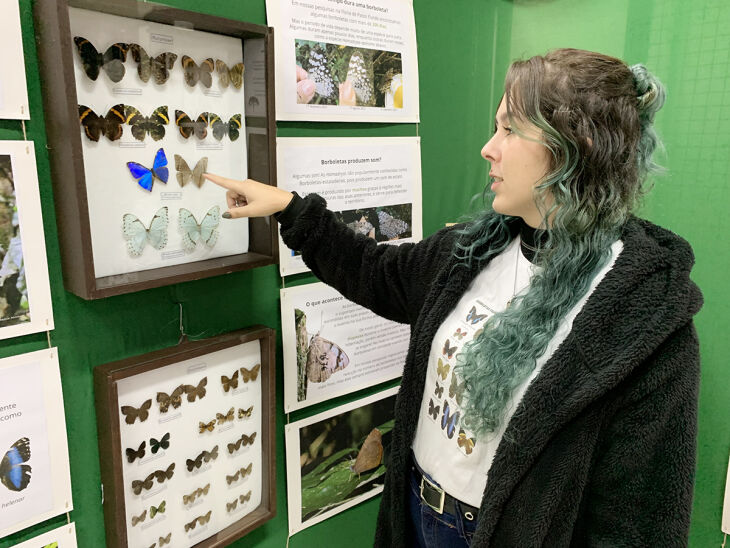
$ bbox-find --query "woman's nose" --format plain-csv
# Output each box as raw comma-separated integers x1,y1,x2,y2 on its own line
481,136,497,162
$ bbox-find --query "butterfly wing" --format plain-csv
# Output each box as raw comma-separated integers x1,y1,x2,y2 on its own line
129,43,151,82
174,154,192,187
241,363,261,382
73,37,102,81
209,113,227,141
78,105,102,142
191,157,208,188
121,404,141,424
101,104,125,141
178,208,201,251
228,114,242,141
152,52,177,85
182,55,199,87
216,60,231,88
199,206,221,247
127,162,154,192
152,148,169,183
175,110,194,139
102,42,129,82
0,438,32,491
199,58,214,88
229,63,244,89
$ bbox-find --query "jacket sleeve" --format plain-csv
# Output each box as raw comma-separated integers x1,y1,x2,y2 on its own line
581,321,700,547
277,193,459,324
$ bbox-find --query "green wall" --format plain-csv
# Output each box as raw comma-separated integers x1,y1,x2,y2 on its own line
1,0,727,546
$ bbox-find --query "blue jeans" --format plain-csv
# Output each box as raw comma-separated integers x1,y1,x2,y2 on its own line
408,462,478,547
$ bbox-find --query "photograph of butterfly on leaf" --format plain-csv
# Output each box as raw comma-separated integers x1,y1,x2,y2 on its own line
297,394,396,522
295,40,403,107
0,156,30,327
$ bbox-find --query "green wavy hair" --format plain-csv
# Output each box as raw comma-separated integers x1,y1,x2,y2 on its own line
453,49,666,436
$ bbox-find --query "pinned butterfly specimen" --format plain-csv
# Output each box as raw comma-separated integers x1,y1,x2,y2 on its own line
186,445,219,472
122,207,169,257
78,104,125,142
225,462,252,484
227,433,256,454
124,105,169,141
150,500,166,518
179,206,221,252
150,433,170,454
184,377,207,402
128,44,177,84
453,328,467,340
443,339,457,359
199,420,215,434
209,113,242,141
307,47,334,98
226,498,239,512
174,110,209,140
377,210,410,240
181,55,215,88
215,59,244,89
156,384,184,413
183,483,210,504
239,490,252,503
449,374,465,406
125,441,146,463
457,429,476,455
240,364,261,383
131,473,155,495
131,509,147,526
436,358,450,381
434,382,444,399
73,37,128,82
226,490,252,511
238,405,253,419
174,155,208,188
428,398,440,420
350,428,383,474
121,399,152,424
466,305,487,325
184,510,212,532
220,370,239,392
441,400,460,439
153,463,175,483
126,148,169,193
346,50,373,105
216,407,234,425
158,532,172,546
0,437,31,491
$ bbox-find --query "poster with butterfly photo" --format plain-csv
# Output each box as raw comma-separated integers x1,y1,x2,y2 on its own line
0,348,73,538
93,327,275,548
0,0,30,119
284,386,398,535
276,136,423,277
67,6,249,280
10,522,78,548
266,0,418,122
0,142,54,340
280,282,409,412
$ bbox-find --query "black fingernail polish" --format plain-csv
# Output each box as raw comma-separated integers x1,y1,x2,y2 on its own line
222,212,232,219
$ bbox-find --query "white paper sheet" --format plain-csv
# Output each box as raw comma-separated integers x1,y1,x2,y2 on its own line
10,522,78,548
0,0,30,119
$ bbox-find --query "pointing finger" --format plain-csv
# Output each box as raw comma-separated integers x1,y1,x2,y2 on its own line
203,172,240,191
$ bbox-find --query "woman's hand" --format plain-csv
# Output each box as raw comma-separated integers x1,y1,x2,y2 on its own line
204,173,294,218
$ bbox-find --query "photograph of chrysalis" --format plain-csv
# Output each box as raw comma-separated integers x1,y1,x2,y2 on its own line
297,393,396,523
295,39,403,108
0,155,30,327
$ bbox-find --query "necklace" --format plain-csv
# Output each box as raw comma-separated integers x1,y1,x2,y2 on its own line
506,242,521,309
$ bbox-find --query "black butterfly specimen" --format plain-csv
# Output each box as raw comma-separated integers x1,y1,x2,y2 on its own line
124,105,169,141
129,44,177,84
215,59,244,89
238,406,253,419
225,462,252,484
78,104,125,142
442,339,457,359
131,509,147,526
184,510,212,532
209,113,241,141
428,398,440,420
216,407,234,425
227,432,257,454
174,155,208,188
175,110,209,140
434,382,444,399
220,370,239,393
0,437,32,492
150,432,170,454
153,463,175,483
183,483,210,504
125,441,146,463
240,364,261,383
185,445,219,472
73,37,128,82
120,399,152,424
157,384,185,413
184,376,207,402
181,55,214,88
131,474,154,495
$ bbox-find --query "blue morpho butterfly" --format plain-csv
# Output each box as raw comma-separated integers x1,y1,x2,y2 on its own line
466,305,487,325
441,400,459,439
127,148,169,192
0,437,32,491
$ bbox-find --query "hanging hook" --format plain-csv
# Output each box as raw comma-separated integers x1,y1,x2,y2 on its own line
178,302,187,344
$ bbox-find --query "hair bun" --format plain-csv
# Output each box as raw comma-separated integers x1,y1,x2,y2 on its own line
629,64,666,120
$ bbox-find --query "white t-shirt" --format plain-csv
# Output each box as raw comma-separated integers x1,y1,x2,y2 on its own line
411,237,623,507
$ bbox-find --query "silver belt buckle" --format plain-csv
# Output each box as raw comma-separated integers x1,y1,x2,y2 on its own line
419,474,445,514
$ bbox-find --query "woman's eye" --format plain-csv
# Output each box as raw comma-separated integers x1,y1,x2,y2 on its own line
504,126,513,134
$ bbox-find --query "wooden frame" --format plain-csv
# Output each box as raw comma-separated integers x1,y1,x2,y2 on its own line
33,0,278,299
94,326,276,548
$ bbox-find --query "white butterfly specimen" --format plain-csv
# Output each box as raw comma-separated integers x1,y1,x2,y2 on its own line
377,210,410,240
179,206,221,251
174,154,208,188
122,207,169,256
346,50,373,105
308,48,334,98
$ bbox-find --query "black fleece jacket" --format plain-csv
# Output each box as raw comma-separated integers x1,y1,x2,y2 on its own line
277,193,703,547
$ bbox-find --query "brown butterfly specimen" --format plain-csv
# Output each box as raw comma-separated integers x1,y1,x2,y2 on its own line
128,43,177,85
226,498,238,512
157,384,185,413
199,420,215,434
221,370,239,392
350,428,383,474
184,510,212,532
240,364,261,383
125,441,146,463
131,509,147,526
225,463,252,485
227,432,257,454
183,483,210,504
158,532,172,546
181,55,214,88
153,463,175,483
186,445,219,471
120,399,152,424
457,429,475,455
238,406,253,419
239,490,252,503
216,407,234,425
215,59,244,89
184,377,207,402
131,473,155,495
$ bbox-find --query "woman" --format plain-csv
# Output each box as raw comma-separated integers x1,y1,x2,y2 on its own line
206,48,702,546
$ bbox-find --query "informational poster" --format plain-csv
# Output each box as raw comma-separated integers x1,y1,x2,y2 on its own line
285,386,398,535
280,282,409,412
243,38,267,118
0,0,30,119
0,142,54,341
266,0,419,122
276,136,422,276
11,522,78,548
0,348,73,538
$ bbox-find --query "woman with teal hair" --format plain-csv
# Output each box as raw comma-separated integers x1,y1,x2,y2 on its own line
207,48,702,546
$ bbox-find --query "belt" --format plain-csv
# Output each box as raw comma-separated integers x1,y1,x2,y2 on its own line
411,461,479,521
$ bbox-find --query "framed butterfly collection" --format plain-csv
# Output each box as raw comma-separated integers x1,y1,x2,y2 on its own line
93,327,276,548
34,0,277,299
